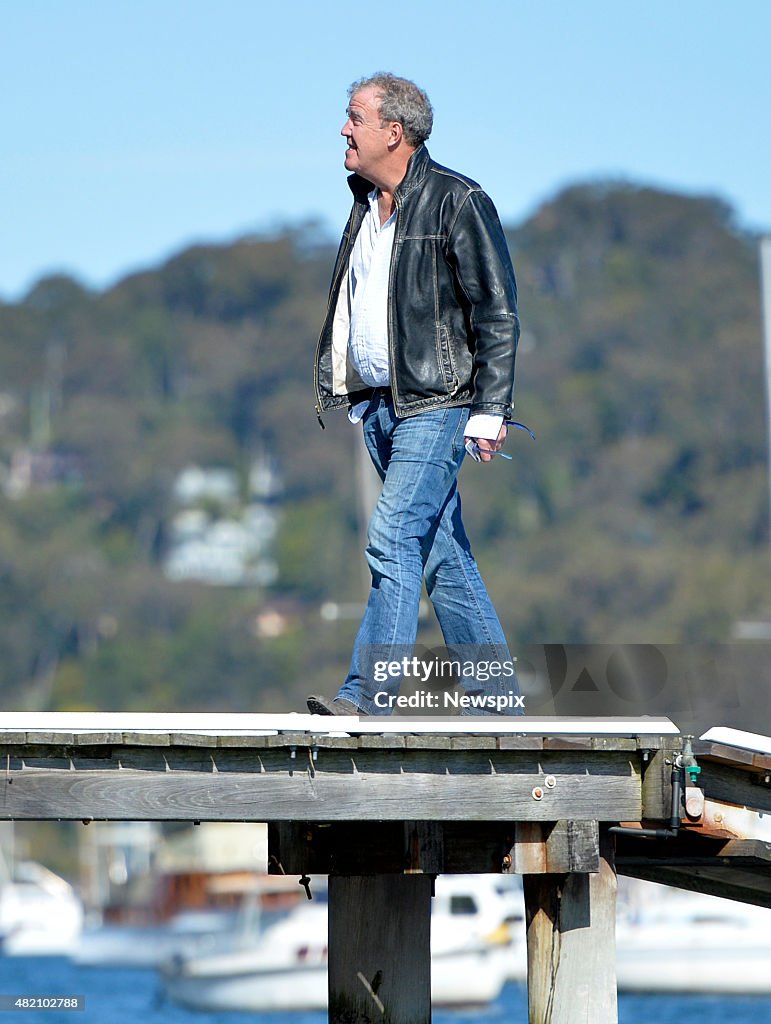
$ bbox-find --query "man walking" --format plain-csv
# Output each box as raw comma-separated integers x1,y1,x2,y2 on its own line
309,73,522,716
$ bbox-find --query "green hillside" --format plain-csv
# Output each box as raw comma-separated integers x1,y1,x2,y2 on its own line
0,183,767,712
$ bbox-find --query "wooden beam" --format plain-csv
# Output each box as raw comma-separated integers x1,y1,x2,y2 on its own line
0,745,642,822
698,760,771,815
328,875,431,1024
511,820,600,874
617,835,771,908
616,834,771,867
524,829,617,1023
639,740,678,820
269,820,602,876
268,821,513,875
621,866,771,909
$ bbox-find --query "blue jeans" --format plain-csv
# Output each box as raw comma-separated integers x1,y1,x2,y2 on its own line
337,391,522,716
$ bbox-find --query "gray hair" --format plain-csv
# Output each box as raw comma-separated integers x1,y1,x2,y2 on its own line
348,72,433,147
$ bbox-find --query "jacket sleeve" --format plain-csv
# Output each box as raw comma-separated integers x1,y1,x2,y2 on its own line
445,189,519,417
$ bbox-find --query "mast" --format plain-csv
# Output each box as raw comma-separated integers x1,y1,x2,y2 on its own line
732,237,771,639
761,236,771,555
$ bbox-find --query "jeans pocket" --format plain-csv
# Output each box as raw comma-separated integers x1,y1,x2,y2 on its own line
451,406,471,457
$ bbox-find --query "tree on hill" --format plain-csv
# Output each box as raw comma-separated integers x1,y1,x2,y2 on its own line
0,183,767,711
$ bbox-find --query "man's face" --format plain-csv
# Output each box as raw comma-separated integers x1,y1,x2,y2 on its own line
341,87,392,179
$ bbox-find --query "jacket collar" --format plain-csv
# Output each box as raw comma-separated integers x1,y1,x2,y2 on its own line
347,144,431,205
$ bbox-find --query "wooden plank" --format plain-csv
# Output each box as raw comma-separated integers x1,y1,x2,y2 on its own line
616,835,771,866
405,735,453,749
441,823,515,873
616,834,771,908
269,822,405,875
328,874,431,1024
1,743,641,781
309,735,360,750
699,728,771,756
169,733,220,747
268,821,517,874
695,740,771,773
121,731,171,746
449,735,498,750
699,760,771,815
619,864,771,910
639,743,677,821
213,735,270,748
357,734,407,748
497,735,544,750
591,736,639,751
19,732,76,746
267,823,314,875
0,757,642,822
524,829,617,1023
403,821,444,873
72,733,124,746
511,820,600,874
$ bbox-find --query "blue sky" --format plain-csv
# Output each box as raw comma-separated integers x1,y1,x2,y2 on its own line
2,0,770,300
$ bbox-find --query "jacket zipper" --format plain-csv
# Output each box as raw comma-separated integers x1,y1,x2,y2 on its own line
386,193,402,416
312,205,367,429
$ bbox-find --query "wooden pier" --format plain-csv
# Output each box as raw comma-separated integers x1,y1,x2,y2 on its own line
2,712,771,1023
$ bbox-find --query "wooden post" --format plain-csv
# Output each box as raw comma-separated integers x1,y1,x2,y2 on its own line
524,828,617,1023
328,874,432,1024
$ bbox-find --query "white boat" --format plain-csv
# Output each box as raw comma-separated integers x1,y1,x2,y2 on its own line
160,874,525,1011
0,861,83,956
616,879,771,994
72,907,241,968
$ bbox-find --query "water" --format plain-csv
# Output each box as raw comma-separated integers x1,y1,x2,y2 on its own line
1,958,771,1023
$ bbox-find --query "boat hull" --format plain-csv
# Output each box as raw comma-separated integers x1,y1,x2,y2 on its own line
162,947,512,1011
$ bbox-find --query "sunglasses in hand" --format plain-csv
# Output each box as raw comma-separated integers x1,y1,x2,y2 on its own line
464,420,535,462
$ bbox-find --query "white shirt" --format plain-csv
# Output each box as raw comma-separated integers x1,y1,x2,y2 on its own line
347,189,395,389
346,188,502,442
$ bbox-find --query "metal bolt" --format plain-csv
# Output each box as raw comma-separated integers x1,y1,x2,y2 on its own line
544,775,557,789
685,791,703,816
532,787,544,800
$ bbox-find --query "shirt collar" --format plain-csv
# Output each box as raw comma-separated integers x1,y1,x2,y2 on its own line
367,188,396,231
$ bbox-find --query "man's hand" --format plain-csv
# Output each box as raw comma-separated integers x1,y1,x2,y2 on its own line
469,422,508,463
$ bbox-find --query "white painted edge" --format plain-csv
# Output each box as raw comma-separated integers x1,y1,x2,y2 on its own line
699,726,771,756
335,716,679,735
0,712,678,736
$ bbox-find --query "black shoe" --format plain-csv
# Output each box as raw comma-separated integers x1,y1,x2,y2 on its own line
307,695,365,716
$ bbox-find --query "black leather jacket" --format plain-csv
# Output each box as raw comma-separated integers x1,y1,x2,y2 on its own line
313,145,519,420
